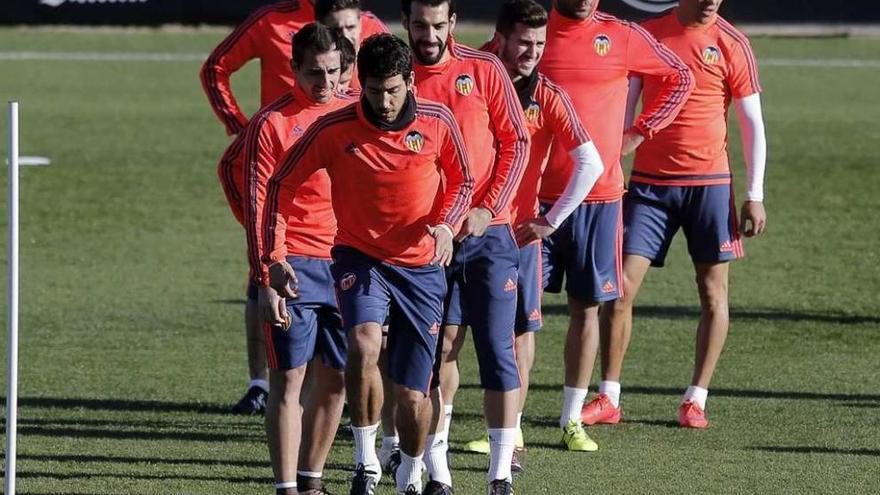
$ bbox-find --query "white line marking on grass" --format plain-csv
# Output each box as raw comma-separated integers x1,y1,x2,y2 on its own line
1,51,880,68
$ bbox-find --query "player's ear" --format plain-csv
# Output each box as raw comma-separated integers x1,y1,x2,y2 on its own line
405,71,416,91
449,13,457,33
401,13,409,33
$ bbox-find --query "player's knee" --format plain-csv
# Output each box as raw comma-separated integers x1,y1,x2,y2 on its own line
697,280,728,315
348,325,382,365
395,387,427,413
270,368,305,401
440,326,463,362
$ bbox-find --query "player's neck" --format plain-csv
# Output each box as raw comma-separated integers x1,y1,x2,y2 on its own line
675,7,716,28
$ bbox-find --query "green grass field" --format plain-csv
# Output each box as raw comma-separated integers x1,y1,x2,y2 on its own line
1,26,879,494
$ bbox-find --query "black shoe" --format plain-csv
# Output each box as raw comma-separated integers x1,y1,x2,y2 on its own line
487,479,514,495
510,450,523,475
404,484,421,495
349,463,378,495
230,386,267,415
387,450,402,484
423,480,454,494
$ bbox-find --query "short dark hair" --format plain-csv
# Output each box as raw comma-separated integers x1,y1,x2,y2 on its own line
496,0,548,35
315,0,361,23
338,34,356,71
357,34,413,85
401,0,456,17
292,22,341,68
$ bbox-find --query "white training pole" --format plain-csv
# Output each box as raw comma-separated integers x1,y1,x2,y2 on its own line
6,101,20,495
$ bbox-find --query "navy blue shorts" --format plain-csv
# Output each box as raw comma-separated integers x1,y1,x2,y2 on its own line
623,182,744,267
331,246,445,395
515,242,543,334
540,201,623,302
264,257,346,371
444,225,521,392
246,280,259,301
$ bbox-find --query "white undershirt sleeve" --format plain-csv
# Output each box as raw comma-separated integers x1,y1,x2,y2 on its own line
544,141,604,229
734,93,767,202
624,76,643,130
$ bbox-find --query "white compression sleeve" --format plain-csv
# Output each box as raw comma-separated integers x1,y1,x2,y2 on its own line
544,141,604,229
734,93,767,202
624,76,643,130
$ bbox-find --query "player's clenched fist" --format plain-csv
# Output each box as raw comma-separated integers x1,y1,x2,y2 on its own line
740,201,767,237
268,259,300,299
515,216,557,245
455,207,493,241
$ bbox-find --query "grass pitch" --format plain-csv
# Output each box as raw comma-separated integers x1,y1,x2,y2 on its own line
0,27,879,494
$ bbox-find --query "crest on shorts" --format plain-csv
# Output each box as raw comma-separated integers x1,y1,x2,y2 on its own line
428,322,440,335
404,131,425,153
594,35,612,56
455,74,475,96
340,273,357,291
525,101,541,123
702,46,721,65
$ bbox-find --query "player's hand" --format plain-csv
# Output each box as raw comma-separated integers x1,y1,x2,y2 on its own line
515,216,556,245
740,200,767,237
455,207,493,241
258,286,290,329
621,128,646,157
428,224,454,266
268,260,300,299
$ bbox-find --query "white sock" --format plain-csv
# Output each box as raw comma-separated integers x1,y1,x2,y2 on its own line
560,386,588,428
487,428,516,482
423,434,452,486
396,451,424,493
683,386,709,410
351,423,381,476
443,405,453,436
381,435,400,451
515,412,523,431
296,470,322,479
250,378,269,393
274,481,297,489
599,380,621,408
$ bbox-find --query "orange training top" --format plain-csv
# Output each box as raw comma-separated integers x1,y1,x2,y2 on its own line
200,0,388,135
633,11,762,186
238,84,354,282
413,38,530,226
260,97,474,279
538,9,694,203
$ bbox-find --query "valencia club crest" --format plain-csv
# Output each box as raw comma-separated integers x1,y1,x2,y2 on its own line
405,130,425,153
455,74,475,96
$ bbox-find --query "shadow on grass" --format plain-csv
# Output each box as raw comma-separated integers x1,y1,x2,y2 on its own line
5,453,266,468
10,471,270,483
2,425,261,443
750,446,880,457
459,384,880,402
0,396,230,414
543,304,880,325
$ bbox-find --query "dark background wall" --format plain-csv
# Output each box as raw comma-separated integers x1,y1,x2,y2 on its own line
3,0,880,26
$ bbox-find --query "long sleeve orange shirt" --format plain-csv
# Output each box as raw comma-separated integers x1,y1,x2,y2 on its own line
413,38,530,226
538,9,694,203
238,84,354,282
260,97,473,280
200,1,388,135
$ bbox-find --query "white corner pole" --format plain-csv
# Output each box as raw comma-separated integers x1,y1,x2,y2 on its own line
6,101,20,495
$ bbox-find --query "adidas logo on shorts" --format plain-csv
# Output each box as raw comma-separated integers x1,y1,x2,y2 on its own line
720,240,734,253
528,309,541,321
602,280,616,294
504,278,517,292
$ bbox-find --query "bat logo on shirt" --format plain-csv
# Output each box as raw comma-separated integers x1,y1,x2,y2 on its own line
525,101,541,123
455,74,475,96
291,124,304,137
339,273,357,291
594,35,612,57
702,46,721,65
405,131,425,153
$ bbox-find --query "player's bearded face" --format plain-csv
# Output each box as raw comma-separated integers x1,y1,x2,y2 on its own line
364,74,414,123
500,24,547,79
325,8,362,47
404,3,456,65
555,0,597,20
294,48,341,104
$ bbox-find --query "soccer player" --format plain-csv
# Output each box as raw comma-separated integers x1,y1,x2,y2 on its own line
238,23,353,495
462,0,605,464
401,0,530,493
200,0,388,136
261,33,473,495
597,0,767,429
538,0,694,441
